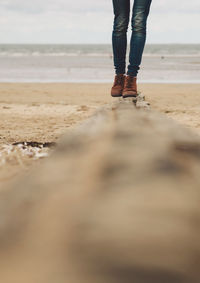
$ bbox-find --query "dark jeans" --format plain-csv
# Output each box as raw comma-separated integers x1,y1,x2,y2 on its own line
112,0,152,76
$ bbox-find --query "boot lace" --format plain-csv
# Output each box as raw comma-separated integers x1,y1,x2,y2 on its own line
114,75,124,86
126,76,135,89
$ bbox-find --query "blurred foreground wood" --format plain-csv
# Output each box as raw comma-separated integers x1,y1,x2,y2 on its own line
1,97,200,283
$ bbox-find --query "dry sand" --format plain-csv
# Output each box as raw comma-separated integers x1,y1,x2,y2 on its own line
0,82,200,188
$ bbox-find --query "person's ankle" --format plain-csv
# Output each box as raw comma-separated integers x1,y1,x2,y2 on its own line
127,74,137,78
116,73,125,76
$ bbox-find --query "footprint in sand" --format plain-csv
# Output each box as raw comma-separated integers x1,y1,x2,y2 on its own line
31,103,40,107
3,106,11,110
77,105,89,112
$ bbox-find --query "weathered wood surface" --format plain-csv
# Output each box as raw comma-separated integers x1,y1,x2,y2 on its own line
1,97,200,283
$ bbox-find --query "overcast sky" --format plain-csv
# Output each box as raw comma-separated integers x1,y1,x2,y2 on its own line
0,0,199,44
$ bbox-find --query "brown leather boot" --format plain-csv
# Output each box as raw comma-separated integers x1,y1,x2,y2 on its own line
122,75,138,98
111,74,125,97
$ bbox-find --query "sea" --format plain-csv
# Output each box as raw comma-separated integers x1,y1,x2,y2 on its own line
0,44,200,83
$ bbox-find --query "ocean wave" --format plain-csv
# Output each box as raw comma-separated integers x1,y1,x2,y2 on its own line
0,52,113,57
0,44,200,57
0,52,200,58
143,54,200,58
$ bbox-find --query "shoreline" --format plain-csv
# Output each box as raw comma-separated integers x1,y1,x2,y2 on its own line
0,81,200,84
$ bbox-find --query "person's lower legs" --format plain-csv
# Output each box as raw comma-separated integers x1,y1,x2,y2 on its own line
112,0,130,75
127,0,152,77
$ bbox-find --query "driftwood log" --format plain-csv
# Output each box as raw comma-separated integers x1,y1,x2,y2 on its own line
0,96,200,283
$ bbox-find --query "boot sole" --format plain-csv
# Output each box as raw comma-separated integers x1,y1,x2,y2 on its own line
123,94,138,98
111,94,122,97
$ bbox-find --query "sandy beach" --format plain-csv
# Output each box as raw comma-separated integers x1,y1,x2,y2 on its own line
0,1,199,279
0,82,200,188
